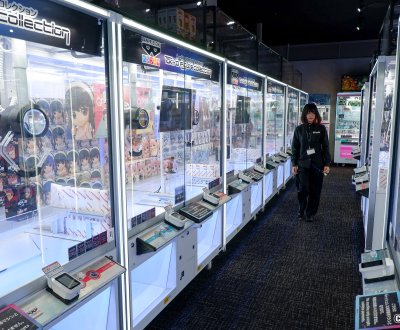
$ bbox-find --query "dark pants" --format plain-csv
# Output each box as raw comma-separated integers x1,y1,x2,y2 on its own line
296,167,324,217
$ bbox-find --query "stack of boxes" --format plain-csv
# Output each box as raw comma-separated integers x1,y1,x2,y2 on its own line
158,8,196,41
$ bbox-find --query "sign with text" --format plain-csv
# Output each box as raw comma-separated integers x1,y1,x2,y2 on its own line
122,29,220,82
355,291,400,329
0,304,41,329
227,66,263,91
0,0,102,55
267,80,285,95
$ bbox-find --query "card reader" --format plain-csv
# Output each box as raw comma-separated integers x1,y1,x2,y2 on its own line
254,164,267,174
203,191,220,206
164,205,187,229
238,171,253,183
48,272,83,302
42,261,82,303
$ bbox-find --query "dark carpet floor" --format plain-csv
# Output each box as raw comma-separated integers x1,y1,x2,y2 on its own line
146,166,364,330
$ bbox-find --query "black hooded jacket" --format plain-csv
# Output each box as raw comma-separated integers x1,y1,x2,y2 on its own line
291,123,331,169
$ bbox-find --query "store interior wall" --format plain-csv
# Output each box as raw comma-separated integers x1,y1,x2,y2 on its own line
292,57,371,158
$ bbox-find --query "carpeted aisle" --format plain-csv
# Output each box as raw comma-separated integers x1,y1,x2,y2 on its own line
146,166,364,330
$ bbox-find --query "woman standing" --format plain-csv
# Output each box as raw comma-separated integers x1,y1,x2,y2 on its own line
291,103,331,221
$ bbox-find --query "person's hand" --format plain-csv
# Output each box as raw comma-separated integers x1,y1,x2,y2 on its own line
323,166,330,174
292,166,298,175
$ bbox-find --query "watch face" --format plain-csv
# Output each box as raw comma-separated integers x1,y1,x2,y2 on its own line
55,273,81,289
23,108,48,137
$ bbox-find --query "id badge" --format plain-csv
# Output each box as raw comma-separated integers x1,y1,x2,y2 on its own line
306,148,315,155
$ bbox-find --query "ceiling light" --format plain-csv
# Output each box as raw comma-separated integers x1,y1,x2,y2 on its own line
145,8,150,13
196,1,202,6
356,26,360,31
227,21,235,26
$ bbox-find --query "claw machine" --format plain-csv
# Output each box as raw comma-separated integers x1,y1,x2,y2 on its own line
225,62,264,235
359,83,370,166
334,92,362,164
119,16,224,329
283,86,300,185
363,56,395,250
386,24,400,284
0,1,124,329
265,77,286,201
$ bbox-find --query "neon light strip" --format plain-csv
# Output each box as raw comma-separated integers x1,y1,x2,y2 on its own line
51,0,109,18
226,60,266,78
122,18,224,62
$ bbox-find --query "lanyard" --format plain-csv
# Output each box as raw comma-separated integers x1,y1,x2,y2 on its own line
306,125,312,149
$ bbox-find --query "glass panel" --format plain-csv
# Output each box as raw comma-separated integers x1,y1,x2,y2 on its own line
377,60,396,190
226,71,263,173
286,88,299,149
300,93,307,112
0,38,111,296
359,87,366,143
265,81,285,155
334,92,361,161
367,75,377,165
122,31,222,228
247,88,263,165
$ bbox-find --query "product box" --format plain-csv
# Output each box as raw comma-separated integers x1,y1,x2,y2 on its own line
189,14,196,40
157,8,168,27
167,8,185,36
4,184,37,221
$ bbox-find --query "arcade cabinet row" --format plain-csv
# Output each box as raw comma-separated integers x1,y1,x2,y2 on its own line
0,1,307,329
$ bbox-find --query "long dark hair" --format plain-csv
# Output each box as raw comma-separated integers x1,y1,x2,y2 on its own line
300,103,322,124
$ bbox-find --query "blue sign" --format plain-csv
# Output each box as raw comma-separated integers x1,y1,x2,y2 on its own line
227,66,263,91
267,80,285,94
122,29,220,82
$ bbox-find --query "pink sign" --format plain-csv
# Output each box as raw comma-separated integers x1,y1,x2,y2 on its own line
340,145,353,159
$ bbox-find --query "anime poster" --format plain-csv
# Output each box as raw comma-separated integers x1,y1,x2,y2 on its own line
93,83,108,138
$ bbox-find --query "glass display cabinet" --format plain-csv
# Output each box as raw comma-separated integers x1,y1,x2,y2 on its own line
363,56,395,251
225,63,264,222
359,83,370,166
265,78,286,200
334,92,362,164
279,86,299,187
299,91,308,117
0,1,123,329
226,65,264,173
285,87,300,151
120,17,225,329
386,30,400,283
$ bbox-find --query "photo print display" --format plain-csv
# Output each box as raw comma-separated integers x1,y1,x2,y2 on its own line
235,95,251,124
159,86,192,132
